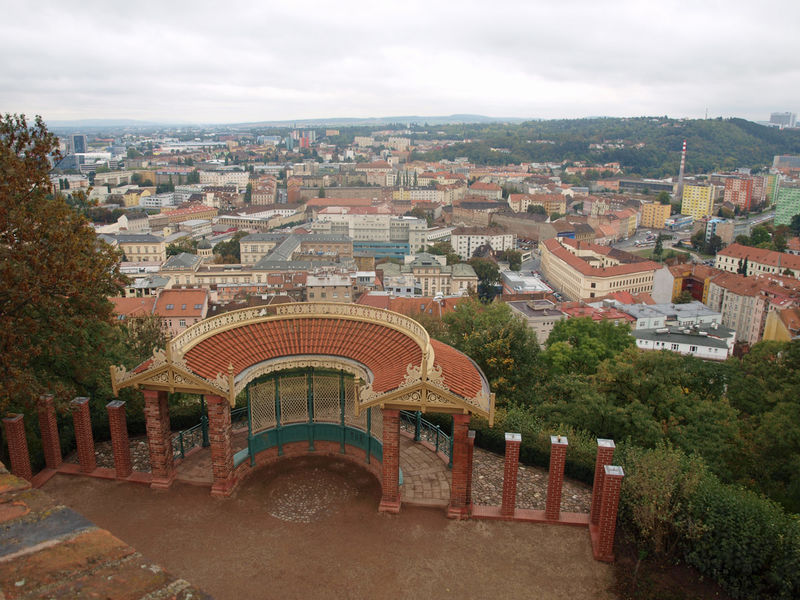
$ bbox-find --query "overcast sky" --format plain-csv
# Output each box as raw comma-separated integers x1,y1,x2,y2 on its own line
2,0,798,124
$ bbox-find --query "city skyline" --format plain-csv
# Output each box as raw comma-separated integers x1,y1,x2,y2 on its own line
2,0,799,124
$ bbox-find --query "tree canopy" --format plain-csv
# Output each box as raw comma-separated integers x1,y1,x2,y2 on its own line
0,114,124,412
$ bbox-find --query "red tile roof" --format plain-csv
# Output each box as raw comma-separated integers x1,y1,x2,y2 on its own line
110,296,155,318
718,243,800,271
543,238,660,277
183,317,422,394
430,339,484,399
153,289,208,318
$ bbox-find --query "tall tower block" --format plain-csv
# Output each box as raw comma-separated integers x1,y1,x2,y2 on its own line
676,139,687,201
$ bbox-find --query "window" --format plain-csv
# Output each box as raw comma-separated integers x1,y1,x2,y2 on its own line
194,304,202,309
179,319,186,328
689,346,698,352
181,304,187,310
671,343,679,351
165,304,174,310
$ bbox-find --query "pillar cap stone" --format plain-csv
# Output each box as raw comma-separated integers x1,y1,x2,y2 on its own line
71,397,90,406
604,465,625,477
551,435,568,446
505,432,522,443
467,430,476,439
597,438,615,448
3,413,23,423
106,400,125,409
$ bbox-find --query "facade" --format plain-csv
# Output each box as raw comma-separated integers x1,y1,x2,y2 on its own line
715,243,800,279
633,323,735,361
451,227,516,261
312,211,427,252
681,184,716,220
723,177,754,212
507,299,565,344
305,274,353,303
618,301,721,330
540,238,660,301
468,182,503,200
640,203,671,230
379,253,478,297
775,182,800,226
102,233,166,263
152,288,209,337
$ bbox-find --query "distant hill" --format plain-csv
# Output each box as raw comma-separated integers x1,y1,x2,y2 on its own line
229,114,529,128
47,119,181,130
408,117,800,177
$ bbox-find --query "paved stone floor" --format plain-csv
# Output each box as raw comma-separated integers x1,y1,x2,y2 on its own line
72,430,593,513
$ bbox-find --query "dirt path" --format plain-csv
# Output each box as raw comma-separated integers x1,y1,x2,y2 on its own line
44,456,614,600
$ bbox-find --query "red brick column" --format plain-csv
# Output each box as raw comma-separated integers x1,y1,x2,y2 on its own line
465,429,476,510
378,409,401,513
37,394,62,470
143,389,175,489
106,401,132,479
447,414,471,519
71,397,96,473
206,395,236,497
590,439,616,526
2,414,32,481
501,432,521,518
545,435,568,521
595,465,625,562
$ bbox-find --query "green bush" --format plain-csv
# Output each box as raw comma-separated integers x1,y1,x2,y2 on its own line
685,476,800,599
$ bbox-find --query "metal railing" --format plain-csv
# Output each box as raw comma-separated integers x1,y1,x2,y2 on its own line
172,406,249,460
399,410,453,468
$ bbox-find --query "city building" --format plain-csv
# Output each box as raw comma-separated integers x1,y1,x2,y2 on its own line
770,112,797,128
632,323,735,361
681,184,716,220
378,253,478,297
152,288,209,337
306,274,353,303
507,299,565,344
640,202,671,230
617,301,721,330
450,227,515,260
775,182,800,226
715,243,800,279
540,238,660,300
500,271,552,297
723,177,754,212
100,233,166,263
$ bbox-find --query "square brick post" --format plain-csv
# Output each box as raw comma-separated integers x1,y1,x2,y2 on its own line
447,413,471,519
465,430,476,510
37,394,62,470
545,435,568,521
106,401,132,479
379,409,401,513
590,439,616,526
143,389,175,489
2,414,32,481
206,394,236,497
500,432,521,518
595,465,625,562
71,397,96,473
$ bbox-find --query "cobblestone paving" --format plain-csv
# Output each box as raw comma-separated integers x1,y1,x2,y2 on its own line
65,438,151,472
400,436,451,506
263,466,357,523
472,447,592,513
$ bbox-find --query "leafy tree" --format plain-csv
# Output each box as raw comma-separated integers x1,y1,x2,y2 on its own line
0,114,124,412
542,317,634,376
468,257,500,301
737,257,749,275
439,299,540,403
657,191,671,205
126,147,142,158
674,290,694,304
705,234,723,255
496,250,522,271
653,234,664,259
790,214,800,236
245,183,253,204
527,204,547,216
426,241,454,256
750,225,771,247
166,238,198,256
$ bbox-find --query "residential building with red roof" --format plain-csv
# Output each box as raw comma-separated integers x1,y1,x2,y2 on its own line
153,288,209,337
763,306,800,341
540,238,660,301
558,302,637,325
109,296,156,320
715,243,800,279
468,181,503,200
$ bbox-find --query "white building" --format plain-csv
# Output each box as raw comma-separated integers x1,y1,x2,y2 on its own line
632,323,735,361
451,227,516,260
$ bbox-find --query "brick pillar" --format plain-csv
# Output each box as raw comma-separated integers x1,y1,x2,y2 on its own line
596,465,625,562
106,401,132,479
2,414,32,481
143,389,175,489
378,409,401,513
206,395,236,497
500,432,521,518
545,435,568,521
71,397,96,473
447,414,471,519
590,439,616,526
465,430,476,510
37,394,62,470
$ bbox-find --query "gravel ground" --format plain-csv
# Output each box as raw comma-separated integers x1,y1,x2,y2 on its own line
68,436,593,513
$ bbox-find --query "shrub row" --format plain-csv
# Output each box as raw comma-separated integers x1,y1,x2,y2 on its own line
470,405,800,599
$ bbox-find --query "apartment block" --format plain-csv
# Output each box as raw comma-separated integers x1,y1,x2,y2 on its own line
640,202,671,229
681,184,716,220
